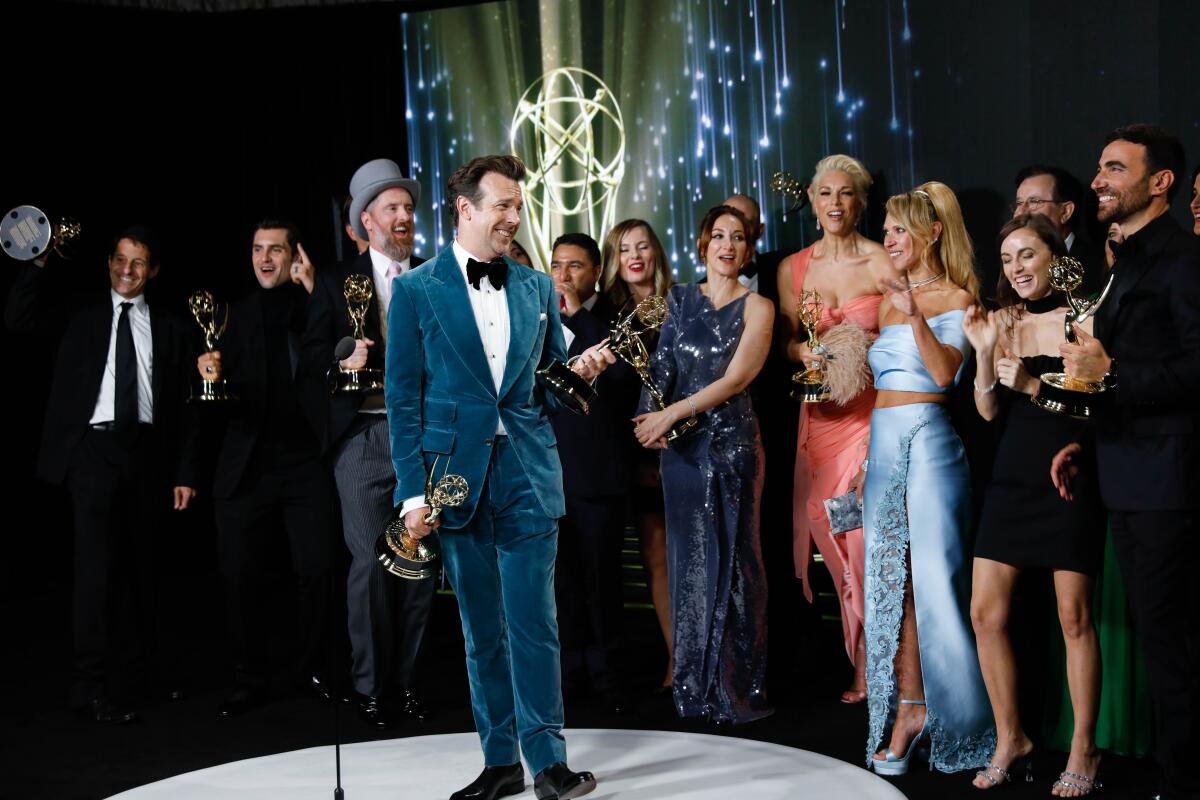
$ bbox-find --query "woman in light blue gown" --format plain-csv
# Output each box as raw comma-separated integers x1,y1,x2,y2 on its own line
855,183,996,776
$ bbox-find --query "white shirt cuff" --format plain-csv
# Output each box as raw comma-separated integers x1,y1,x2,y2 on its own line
399,495,429,517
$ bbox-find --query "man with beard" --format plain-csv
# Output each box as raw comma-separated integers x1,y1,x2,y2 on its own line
1052,124,1200,800
305,158,432,729
387,155,612,800
197,221,337,717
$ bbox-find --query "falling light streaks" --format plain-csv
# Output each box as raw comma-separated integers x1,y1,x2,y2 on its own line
400,0,924,278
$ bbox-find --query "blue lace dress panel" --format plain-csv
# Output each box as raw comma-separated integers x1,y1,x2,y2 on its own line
862,309,996,771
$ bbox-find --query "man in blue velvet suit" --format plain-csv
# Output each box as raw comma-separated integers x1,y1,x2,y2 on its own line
385,155,612,800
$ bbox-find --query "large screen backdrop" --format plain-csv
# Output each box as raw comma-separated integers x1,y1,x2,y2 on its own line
401,0,925,277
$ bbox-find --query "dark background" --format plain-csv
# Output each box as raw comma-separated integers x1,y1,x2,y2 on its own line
0,1,1195,796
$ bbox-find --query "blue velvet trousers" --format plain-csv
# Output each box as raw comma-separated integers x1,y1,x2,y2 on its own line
440,436,567,774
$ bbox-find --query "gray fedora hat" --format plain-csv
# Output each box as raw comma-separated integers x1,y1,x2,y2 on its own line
349,158,421,241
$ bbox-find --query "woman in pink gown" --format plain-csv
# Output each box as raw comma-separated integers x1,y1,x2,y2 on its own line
777,155,889,703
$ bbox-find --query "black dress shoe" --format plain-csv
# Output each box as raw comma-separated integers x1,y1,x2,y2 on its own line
74,698,139,725
400,688,432,721
450,764,525,800
534,762,596,800
217,686,267,718
356,694,395,730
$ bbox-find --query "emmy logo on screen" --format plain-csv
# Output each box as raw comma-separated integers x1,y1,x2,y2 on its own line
1032,256,1116,419
188,291,236,403
1,206,81,262
376,457,468,580
791,289,832,403
336,274,385,394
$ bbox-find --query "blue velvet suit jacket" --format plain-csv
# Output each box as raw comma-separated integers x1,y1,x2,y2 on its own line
384,245,568,527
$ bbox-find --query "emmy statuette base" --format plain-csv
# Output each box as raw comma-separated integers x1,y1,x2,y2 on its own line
190,380,237,403
376,519,441,580
1032,372,1105,420
536,360,597,415
791,371,831,403
335,367,385,394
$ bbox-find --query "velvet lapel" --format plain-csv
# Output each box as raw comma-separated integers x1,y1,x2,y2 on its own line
426,249,496,397
499,261,538,400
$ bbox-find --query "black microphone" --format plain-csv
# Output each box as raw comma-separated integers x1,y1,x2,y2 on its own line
334,336,357,362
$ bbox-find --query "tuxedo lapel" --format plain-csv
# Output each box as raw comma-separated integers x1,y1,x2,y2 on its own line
149,304,167,405
499,262,539,400
425,249,496,396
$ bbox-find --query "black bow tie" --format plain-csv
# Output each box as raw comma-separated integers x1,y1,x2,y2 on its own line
466,257,509,290
739,260,759,279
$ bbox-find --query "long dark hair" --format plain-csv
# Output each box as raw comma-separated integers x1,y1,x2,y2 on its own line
995,213,1067,339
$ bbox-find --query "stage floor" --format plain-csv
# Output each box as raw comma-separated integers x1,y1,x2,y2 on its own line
108,728,905,799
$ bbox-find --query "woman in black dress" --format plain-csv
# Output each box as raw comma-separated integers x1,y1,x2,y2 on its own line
962,215,1103,795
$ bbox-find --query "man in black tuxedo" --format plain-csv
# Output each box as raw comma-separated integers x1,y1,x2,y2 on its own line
1053,124,1200,800
1012,164,1106,293
304,158,432,729
196,220,338,717
548,233,632,713
5,227,198,723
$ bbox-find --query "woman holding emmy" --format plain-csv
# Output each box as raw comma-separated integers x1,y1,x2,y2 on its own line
862,183,995,776
777,154,888,704
964,214,1103,795
633,205,774,724
600,219,675,693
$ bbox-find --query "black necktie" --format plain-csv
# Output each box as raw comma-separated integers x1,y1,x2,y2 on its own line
114,301,138,437
466,257,508,291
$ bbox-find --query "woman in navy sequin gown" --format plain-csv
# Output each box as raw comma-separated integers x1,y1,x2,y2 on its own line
633,205,775,724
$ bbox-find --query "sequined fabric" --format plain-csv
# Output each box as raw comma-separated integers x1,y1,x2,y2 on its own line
641,283,772,724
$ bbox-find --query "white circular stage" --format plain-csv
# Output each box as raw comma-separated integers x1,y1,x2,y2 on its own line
109,728,905,799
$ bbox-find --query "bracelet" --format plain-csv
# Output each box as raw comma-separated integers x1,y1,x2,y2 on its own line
687,397,696,420
974,379,997,393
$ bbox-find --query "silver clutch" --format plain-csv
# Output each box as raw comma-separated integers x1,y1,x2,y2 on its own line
823,491,863,535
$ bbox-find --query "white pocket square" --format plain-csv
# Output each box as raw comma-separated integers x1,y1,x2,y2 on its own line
539,312,547,321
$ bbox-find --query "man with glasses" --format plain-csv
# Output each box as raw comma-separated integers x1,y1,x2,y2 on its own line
1012,164,1105,292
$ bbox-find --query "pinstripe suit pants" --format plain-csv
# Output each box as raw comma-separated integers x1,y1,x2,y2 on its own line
333,414,434,697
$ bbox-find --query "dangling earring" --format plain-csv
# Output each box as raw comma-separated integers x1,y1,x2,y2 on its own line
815,217,822,232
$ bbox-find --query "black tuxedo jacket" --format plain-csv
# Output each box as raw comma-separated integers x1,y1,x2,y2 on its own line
202,287,326,498
5,264,198,487
303,250,425,451
1091,213,1200,511
550,294,636,498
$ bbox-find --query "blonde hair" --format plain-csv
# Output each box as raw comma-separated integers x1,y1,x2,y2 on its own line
810,153,872,209
601,219,672,308
885,181,980,300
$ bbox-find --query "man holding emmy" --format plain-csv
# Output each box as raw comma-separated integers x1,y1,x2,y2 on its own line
385,155,612,800
196,220,337,717
1052,124,1200,800
5,227,198,724
305,158,431,729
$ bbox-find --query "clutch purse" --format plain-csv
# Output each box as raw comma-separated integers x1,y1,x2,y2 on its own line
823,490,863,535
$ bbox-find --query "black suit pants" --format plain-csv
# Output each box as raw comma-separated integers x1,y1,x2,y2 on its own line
555,494,626,694
66,426,170,707
1111,510,1200,800
215,457,336,688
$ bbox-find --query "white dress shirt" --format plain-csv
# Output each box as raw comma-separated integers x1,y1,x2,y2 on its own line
1065,231,1077,253
738,270,760,294
89,290,154,425
400,241,512,517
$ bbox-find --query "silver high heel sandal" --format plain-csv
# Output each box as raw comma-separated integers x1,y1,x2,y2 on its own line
872,699,929,777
